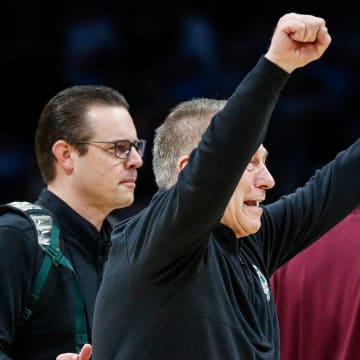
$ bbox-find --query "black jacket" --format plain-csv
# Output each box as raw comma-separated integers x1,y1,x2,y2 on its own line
0,189,112,360
93,58,280,360
93,56,360,359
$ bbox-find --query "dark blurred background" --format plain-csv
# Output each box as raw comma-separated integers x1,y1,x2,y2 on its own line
1,1,360,220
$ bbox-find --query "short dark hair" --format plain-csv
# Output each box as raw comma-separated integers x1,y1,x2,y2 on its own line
35,85,129,183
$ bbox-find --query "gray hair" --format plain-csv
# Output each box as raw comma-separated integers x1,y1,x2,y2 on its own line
152,98,226,189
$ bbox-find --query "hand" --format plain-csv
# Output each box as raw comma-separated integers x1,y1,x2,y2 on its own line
56,344,92,360
264,12,331,73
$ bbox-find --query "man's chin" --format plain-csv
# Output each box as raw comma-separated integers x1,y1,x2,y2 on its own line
243,214,262,236
116,193,135,208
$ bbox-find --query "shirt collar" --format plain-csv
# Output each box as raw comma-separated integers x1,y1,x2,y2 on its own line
35,188,112,254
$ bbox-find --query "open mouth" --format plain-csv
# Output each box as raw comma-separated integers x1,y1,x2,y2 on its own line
244,200,260,207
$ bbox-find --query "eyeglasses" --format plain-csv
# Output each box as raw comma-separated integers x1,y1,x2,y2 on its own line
74,139,146,159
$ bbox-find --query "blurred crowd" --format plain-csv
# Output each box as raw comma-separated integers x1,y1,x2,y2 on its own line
2,1,360,220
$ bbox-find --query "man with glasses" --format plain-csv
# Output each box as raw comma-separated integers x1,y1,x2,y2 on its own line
92,13,338,360
0,85,145,360
73,139,146,160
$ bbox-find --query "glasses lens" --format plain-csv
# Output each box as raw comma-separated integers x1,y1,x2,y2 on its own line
114,140,146,159
115,141,131,158
135,140,146,157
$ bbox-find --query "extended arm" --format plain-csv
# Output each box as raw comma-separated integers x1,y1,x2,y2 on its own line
127,13,331,273
264,138,360,273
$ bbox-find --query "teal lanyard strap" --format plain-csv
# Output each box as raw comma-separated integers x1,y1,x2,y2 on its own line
46,223,89,352
21,215,89,352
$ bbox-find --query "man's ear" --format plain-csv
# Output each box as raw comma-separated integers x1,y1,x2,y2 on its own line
52,140,75,174
177,155,189,172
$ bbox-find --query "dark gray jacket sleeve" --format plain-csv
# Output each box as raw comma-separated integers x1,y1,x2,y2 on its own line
261,138,360,274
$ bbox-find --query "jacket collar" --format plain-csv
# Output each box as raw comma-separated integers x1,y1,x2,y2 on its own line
214,223,242,256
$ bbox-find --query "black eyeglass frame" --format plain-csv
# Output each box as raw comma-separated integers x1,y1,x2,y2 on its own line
74,139,146,159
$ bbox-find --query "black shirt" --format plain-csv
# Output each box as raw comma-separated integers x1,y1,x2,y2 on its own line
93,56,360,359
0,189,112,360
92,56,283,359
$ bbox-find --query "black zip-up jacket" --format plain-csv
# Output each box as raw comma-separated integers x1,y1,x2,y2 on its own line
0,189,112,360
92,57,360,359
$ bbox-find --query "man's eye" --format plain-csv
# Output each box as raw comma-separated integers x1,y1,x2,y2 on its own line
116,143,129,154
